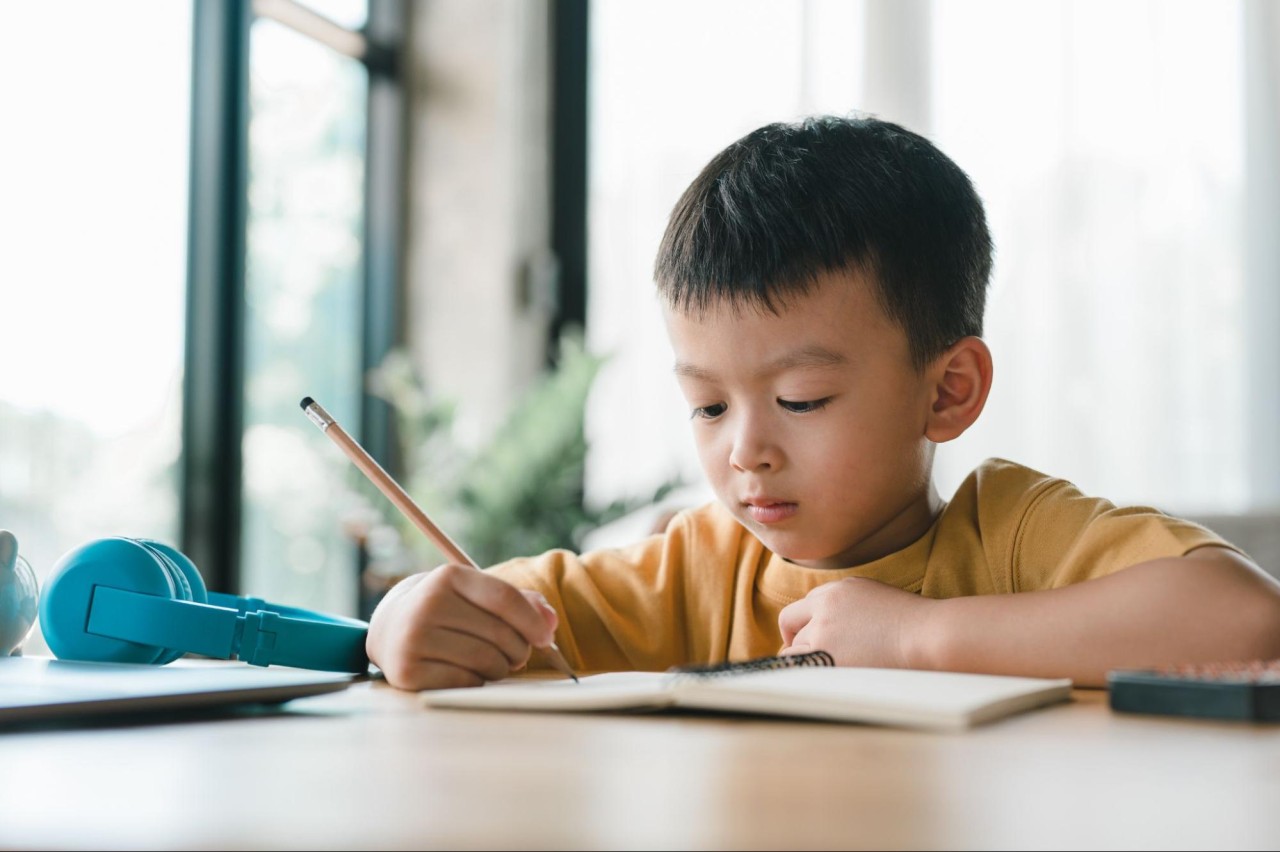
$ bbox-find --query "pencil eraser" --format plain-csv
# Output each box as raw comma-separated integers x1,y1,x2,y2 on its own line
299,396,314,410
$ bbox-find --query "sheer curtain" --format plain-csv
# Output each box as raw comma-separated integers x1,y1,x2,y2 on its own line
583,0,1277,548
925,0,1256,514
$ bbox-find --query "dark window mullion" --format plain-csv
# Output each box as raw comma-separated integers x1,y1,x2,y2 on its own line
182,0,251,595
359,0,406,468
550,0,590,362
358,0,408,617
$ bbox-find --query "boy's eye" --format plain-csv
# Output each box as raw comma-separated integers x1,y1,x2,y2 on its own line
778,397,832,414
691,403,727,420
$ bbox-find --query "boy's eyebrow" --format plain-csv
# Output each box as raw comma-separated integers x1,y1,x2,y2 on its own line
764,344,848,373
674,344,847,380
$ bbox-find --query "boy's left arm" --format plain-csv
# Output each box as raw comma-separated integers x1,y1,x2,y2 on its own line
779,546,1280,687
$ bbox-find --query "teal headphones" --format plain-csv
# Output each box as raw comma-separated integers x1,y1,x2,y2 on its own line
39,537,369,674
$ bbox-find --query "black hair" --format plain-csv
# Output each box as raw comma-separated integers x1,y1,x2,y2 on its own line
654,115,993,370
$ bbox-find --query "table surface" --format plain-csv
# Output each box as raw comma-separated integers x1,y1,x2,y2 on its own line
0,674,1277,851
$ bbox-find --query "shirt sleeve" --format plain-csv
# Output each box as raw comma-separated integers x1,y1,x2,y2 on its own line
485,505,738,673
1009,477,1239,591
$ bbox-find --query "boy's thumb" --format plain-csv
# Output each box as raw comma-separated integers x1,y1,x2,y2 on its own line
521,589,559,637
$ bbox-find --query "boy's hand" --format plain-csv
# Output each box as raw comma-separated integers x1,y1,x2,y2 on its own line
366,563,559,691
778,577,932,669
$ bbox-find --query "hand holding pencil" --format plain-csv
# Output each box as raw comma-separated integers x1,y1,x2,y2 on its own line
301,396,579,689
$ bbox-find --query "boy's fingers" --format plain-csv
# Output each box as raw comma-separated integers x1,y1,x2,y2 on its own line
777,598,812,647
414,626,526,682
428,593,535,668
441,564,556,647
379,622,529,690
381,656,485,692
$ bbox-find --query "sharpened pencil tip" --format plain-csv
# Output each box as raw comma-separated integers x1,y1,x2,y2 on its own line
299,396,314,410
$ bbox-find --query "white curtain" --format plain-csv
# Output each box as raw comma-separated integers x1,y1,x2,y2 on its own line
922,0,1264,514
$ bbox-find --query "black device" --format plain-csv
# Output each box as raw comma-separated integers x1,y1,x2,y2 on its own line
1108,660,1280,721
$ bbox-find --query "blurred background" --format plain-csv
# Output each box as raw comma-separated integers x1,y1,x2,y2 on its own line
2,0,1278,652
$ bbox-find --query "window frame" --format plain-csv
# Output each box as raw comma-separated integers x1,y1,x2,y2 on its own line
550,0,590,358
182,0,406,606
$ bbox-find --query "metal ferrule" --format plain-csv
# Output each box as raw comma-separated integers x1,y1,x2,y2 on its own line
303,401,334,431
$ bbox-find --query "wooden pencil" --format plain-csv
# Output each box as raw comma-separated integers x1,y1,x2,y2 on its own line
301,396,579,682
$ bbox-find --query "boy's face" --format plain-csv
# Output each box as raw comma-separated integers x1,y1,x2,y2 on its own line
664,269,942,569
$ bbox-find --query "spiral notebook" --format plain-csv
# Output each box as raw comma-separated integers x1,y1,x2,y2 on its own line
422,652,1073,731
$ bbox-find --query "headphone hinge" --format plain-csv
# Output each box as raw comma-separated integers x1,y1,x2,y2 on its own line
238,610,281,667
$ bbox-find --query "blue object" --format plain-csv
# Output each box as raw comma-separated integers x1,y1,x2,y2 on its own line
39,537,369,673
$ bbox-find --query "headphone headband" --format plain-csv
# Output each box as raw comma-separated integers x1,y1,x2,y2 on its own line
206,592,369,630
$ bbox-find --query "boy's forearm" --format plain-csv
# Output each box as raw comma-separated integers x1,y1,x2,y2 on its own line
913,547,1280,688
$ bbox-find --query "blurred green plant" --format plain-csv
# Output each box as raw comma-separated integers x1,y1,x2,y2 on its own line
362,332,679,572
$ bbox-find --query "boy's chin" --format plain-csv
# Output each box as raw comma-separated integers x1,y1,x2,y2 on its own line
755,531,839,567
732,511,847,566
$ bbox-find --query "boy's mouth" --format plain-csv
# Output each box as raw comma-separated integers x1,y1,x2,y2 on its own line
742,499,798,525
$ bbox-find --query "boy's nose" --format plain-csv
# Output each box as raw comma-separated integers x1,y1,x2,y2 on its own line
728,421,780,472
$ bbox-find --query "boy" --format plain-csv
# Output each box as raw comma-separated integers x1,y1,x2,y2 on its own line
367,115,1280,691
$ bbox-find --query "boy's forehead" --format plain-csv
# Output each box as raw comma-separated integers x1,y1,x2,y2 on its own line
671,340,848,383
662,268,908,370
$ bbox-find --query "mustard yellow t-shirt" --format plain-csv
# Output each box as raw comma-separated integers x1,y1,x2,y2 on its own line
488,457,1232,674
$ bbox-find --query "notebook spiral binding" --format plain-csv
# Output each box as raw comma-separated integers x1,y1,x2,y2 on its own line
670,650,835,678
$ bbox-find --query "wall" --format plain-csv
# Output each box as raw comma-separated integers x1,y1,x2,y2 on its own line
403,0,555,448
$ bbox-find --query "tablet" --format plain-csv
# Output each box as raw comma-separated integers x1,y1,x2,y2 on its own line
0,656,359,724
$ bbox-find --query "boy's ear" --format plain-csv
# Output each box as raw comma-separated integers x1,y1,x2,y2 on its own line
924,336,993,443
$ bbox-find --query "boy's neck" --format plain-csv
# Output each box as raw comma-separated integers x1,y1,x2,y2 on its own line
790,481,946,570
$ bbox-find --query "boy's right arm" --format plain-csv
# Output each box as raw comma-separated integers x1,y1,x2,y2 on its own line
365,563,559,691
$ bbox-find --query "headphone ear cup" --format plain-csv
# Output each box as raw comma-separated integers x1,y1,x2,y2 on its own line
40,537,178,665
136,540,207,604
133,540,201,664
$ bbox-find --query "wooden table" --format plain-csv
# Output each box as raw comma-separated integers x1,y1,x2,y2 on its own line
0,679,1276,850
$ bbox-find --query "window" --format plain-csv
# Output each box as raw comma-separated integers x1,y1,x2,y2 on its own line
241,6,370,616
186,0,404,618
0,0,405,655
0,0,193,653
